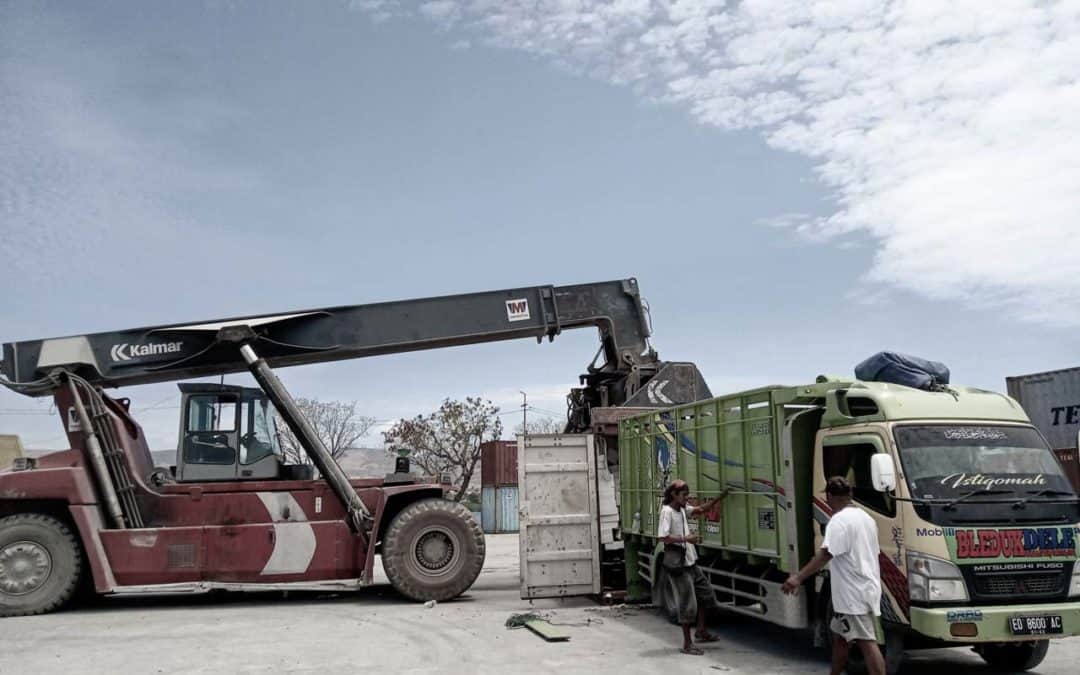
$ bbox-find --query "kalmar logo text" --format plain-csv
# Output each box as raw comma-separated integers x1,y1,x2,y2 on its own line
110,342,183,362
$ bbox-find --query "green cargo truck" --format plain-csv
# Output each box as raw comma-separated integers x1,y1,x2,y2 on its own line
619,377,1080,673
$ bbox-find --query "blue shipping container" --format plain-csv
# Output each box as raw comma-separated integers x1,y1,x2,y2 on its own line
481,485,519,533
481,486,496,533
498,486,519,533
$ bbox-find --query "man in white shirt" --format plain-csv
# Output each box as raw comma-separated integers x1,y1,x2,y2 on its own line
658,479,727,655
782,476,885,675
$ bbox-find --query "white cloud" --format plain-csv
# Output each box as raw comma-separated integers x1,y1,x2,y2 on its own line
371,0,1080,325
419,1,461,23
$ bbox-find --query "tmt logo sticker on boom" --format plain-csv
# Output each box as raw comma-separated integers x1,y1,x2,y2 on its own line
953,527,1077,560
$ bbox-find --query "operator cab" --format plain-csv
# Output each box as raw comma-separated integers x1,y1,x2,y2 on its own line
175,383,311,482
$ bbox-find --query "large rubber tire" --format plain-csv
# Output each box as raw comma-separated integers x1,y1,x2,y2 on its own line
978,640,1050,672
0,513,83,617
381,499,485,602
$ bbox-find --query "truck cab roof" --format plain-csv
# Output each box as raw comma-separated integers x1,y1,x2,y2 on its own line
786,379,1032,428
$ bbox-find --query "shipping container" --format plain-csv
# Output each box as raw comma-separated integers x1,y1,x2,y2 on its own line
481,486,496,532
1007,366,1080,491
1007,366,1080,450
480,440,518,487
481,485,519,533
1054,448,1080,495
517,434,602,598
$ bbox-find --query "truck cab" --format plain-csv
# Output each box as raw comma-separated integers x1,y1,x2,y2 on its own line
810,385,1080,671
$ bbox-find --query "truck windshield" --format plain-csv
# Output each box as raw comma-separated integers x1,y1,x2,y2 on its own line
895,425,1074,501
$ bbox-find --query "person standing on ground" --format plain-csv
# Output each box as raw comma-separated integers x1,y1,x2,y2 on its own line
658,479,728,655
782,476,886,675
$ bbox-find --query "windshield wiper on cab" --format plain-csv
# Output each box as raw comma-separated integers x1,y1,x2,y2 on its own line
1012,489,1079,509
942,488,1010,511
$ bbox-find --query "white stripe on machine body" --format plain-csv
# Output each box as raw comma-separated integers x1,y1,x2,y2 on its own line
257,492,316,575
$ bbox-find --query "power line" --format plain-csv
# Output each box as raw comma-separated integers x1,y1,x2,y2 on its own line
134,393,181,413
526,406,565,417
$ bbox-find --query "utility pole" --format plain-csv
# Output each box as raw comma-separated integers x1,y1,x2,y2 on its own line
519,390,527,437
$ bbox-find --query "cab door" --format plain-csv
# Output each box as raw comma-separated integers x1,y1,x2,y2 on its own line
815,429,908,624
177,390,240,482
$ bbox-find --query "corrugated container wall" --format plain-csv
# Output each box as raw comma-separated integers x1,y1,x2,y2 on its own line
480,440,518,487
480,485,519,533
1007,366,1080,450
1007,367,1080,492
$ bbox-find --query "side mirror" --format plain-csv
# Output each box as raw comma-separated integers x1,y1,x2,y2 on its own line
870,453,896,492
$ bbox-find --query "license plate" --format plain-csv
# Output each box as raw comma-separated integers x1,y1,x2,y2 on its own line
1009,615,1063,636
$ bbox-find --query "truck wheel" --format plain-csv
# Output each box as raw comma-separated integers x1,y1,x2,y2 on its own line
978,640,1049,672
381,499,485,602
0,513,83,617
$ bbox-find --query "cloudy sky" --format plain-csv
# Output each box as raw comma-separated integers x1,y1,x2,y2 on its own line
1,0,1077,451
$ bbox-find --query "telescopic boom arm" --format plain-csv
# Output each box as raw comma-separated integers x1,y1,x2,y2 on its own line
2,279,655,394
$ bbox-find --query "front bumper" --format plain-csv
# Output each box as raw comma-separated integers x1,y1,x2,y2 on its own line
911,601,1080,642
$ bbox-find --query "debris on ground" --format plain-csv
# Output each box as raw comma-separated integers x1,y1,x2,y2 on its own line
601,590,628,605
586,604,639,619
506,612,570,642
423,600,436,609
505,611,605,642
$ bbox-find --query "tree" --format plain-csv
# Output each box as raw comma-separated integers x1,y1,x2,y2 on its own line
383,397,502,502
276,398,377,465
513,416,565,436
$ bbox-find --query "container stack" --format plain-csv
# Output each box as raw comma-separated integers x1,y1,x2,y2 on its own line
480,440,519,533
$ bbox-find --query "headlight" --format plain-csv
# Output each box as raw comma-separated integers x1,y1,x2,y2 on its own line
907,551,968,603
1071,561,1080,598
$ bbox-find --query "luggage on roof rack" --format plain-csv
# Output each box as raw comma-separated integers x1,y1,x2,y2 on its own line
854,351,950,391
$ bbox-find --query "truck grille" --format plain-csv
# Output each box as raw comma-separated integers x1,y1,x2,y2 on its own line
965,563,1068,602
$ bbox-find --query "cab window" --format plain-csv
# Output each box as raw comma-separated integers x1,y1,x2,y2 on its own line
183,394,238,465
240,398,277,464
823,441,895,517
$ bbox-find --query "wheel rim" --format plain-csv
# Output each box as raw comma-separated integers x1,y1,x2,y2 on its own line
411,526,461,578
0,540,53,596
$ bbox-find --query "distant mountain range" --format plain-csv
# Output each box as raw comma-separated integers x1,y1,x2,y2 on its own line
32,446,396,478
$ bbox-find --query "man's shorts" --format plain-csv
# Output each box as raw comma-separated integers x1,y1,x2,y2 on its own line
830,612,879,643
667,565,720,625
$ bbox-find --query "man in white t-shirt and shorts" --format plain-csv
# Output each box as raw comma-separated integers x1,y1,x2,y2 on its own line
782,476,885,675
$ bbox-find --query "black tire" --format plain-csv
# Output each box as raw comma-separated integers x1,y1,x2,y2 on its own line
824,595,904,675
652,565,680,625
978,640,1050,672
0,513,83,617
381,499,485,602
